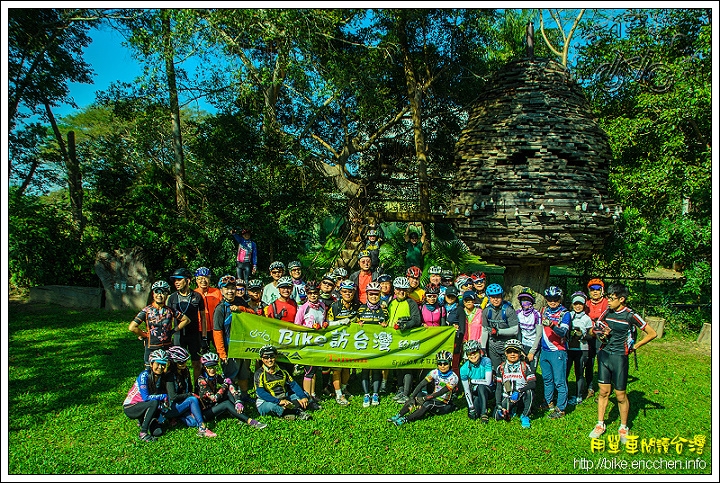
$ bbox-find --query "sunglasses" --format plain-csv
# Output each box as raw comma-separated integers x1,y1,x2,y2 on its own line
236,287,246,291
271,270,282,274
220,275,237,285
152,289,168,295
426,294,438,297
437,361,451,366
261,355,276,360
505,349,521,354
589,285,603,290
546,297,561,302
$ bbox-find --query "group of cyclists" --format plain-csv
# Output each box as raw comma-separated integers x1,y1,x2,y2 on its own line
123,243,657,444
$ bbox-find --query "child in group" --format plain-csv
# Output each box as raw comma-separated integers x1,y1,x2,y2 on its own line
356,281,389,407
494,339,536,428
327,279,360,405
164,346,217,437
254,345,313,420
589,283,657,444
387,350,458,426
516,288,542,372
293,281,326,409
444,286,466,375
196,352,267,428
420,283,446,327
538,286,570,420
462,291,483,342
123,349,168,442
566,291,594,406
459,340,494,423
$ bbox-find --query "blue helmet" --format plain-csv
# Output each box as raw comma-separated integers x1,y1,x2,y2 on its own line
195,267,211,278
544,286,563,298
486,283,504,296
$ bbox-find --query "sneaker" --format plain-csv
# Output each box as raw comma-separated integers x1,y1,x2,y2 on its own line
283,413,297,421
586,388,595,399
589,422,606,439
392,390,404,402
387,415,400,423
396,394,409,405
138,431,156,442
618,426,629,444
480,414,489,424
297,410,312,421
342,387,352,399
149,418,163,437
293,364,304,376
308,400,322,411
520,415,531,428
392,416,407,427
568,396,583,406
379,383,387,394
197,427,217,438
363,394,371,408
371,394,380,406
247,419,267,429
540,401,556,411
336,395,349,406
547,408,565,420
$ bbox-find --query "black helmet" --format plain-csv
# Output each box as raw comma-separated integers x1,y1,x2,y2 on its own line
171,268,192,280
259,345,278,359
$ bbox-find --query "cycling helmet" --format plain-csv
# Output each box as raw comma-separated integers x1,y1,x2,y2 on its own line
504,339,523,352
517,287,536,304
571,291,588,305
200,352,220,367
240,228,251,235
428,266,443,275
472,271,487,282
587,278,605,290
288,260,302,270
217,274,237,288
235,278,246,287
441,270,454,281
170,268,191,279
485,283,504,296
194,267,211,278
148,349,168,364
168,346,191,363
339,280,356,291
259,345,278,359
358,250,371,260
425,283,441,295
463,339,482,355
544,286,563,298
304,280,319,292
321,273,336,284
367,230,378,237
377,273,392,283
406,266,422,279
393,277,410,289
247,279,263,290
333,267,348,279
444,286,459,298
436,350,453,365
151,280,171,294
365,281,381,293
269,261,285,272
276,276,293,288
455,275,471,289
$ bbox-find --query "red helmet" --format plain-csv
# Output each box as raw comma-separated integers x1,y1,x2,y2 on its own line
406,266,422,279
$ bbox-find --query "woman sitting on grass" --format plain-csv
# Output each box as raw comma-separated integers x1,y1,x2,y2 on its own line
164,346,217,437
197,352,266,429
387,350,459,426
123,349,169,442
459,340,494,423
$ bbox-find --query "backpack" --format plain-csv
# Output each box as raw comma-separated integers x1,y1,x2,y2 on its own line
487,301,512,325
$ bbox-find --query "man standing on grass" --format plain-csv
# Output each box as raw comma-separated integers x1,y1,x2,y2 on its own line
588,283,657,444
167,268,206,389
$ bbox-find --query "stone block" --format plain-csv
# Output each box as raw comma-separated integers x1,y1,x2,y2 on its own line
29,285,103,309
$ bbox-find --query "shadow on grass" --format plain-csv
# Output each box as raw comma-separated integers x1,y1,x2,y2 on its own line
8,301,145,431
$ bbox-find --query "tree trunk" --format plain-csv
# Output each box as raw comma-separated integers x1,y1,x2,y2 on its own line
94,247,151,310
503,263,550,309
162,10,187,216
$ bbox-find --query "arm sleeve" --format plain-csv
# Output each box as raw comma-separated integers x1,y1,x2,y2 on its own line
407,299,422,328
138,372,167,402
480,326,489,348
255,386,279,404
497,305,519,336
552,311,570,337
231,232,243,245
461,379,474,410
428,386,451,399
494,379,503,406
529,324,543,355
481,358,494,386
289,379,307,399
165,377,188,404
409,378,429,398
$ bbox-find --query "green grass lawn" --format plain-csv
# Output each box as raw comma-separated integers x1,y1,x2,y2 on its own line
7,301,712,475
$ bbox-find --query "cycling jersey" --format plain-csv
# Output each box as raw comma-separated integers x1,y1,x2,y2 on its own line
540,306,569,352
586,297,608,322
195,286,222,333
264,298,298,323
261,282,281,306
167,290,204,334
567,310,593,351
357,304,389,325
464,306,483,341
423,368,459,404
294,300,327,328
517,308,541,348
407,286,425,304
459,356,493,386
133,304,181,349
597,306,647,355
254,365,306,406
386,298,421,328
124,370,167,406
291,279,307,305
421,303,446,327
327,299,360,326
495,360,536,395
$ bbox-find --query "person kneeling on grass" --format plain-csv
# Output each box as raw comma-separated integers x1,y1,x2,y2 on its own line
197,352,267,429
164,346,217,437
387,350,458,426
254,345,313,421
459,340,494,423
494,339,536,429
123,349,169,442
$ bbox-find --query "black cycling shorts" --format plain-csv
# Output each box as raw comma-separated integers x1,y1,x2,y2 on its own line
596,350,629,391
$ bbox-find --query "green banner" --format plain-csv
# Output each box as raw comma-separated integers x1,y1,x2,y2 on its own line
227,312,456,369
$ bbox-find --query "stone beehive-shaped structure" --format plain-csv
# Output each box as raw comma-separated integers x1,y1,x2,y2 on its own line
450,57,618,276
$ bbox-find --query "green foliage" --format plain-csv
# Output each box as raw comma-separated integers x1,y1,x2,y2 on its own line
8,301,712,474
